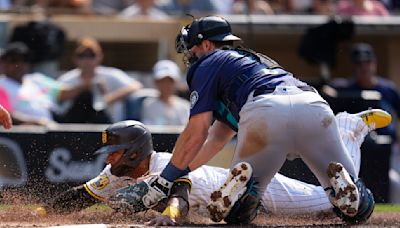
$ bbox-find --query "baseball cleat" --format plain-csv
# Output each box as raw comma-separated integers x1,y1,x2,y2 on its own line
207,162,253,222
356,109,392,131
327,162,359,217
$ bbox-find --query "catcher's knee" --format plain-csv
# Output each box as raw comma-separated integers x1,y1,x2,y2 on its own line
224,178,262,225
334,179,375,224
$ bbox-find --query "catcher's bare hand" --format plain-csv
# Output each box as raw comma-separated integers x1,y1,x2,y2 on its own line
146,215,176,226
0,105,12,129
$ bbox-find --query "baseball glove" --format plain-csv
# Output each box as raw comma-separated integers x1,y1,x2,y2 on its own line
107,175,172,213
108,180,150,213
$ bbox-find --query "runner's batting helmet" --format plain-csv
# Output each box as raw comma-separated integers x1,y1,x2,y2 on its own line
94,120,153,176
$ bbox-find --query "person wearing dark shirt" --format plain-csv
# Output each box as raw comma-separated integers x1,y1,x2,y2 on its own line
329,43,400,203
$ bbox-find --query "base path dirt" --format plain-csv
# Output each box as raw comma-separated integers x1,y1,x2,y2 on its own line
0,206,399,227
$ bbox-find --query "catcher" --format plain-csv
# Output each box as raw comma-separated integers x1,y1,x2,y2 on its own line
37,108,390,225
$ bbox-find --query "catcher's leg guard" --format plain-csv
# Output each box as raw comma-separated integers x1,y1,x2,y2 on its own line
207,162,252,222
333,179,375,224
223,177,262,225
327,162,359,217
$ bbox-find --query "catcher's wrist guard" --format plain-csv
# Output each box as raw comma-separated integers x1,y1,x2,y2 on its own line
161,162,191,182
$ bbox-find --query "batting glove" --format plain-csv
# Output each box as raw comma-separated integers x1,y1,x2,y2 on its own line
142,175,173,208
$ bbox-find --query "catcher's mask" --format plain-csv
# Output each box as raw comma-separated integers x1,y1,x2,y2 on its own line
175,15,241,66
95,120,153,176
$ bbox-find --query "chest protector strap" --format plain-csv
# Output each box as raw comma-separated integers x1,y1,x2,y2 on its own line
222,46,281,69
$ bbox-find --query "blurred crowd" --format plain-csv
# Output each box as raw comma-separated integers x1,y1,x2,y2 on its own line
0,36,190,127
0,0,399,16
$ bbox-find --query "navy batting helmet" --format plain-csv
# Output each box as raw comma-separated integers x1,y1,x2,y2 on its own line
95,120,153,176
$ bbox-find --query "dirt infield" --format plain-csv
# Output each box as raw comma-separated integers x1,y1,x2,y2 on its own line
0,191,399,227
0,205,399,227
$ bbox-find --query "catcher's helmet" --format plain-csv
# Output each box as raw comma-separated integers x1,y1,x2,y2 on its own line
95,120,153,176
176,16,241,66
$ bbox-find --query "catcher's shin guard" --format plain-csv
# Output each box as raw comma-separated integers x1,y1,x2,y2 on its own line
333,179,375,224
223,177,262,225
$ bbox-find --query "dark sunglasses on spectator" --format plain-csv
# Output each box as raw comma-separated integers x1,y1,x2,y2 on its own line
76,52,96,59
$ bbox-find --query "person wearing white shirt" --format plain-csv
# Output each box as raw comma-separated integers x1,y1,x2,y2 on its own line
141,60,190,126
58,37,143,123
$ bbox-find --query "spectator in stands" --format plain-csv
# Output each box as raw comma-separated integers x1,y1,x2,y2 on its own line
305,0,336,15
91,0,129,15
286,0,312,14
267,0,295,14
232,0,274,15
58,37,143,123
337,0,390,16
10,19,66,79
213,0,234,15
140,60,189,126
0,42,87,127
284,0,336,15
31,0,92,14
381,0,400,13
119,0,169,19
328,43,400,203
0,87,11,112
0,88,12,129
157,0,222,17
0,42,58,126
